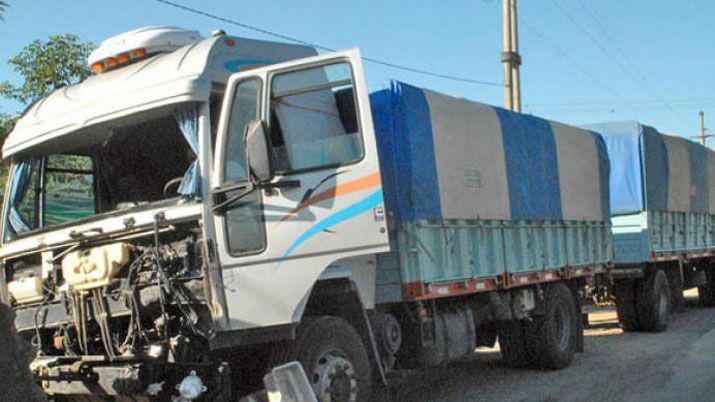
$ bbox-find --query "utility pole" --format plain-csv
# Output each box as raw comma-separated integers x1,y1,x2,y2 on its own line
693,111,712,146
501,0,522,112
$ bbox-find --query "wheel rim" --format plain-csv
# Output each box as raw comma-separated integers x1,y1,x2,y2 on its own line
553,304,571,352
311,351,357,402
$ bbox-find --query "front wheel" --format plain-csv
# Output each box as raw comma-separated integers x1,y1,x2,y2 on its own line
286,316,373,402
612,279,642,332
526,282,578,370
637,269,670,333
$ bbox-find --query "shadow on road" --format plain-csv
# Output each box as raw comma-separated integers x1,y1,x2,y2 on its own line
387,290,714,402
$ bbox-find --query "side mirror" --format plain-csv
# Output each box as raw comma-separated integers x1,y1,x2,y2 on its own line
244,120,273,183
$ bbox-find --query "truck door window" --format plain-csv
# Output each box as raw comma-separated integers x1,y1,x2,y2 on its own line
270,62,363,173
223,78,266,255
44,155,96,226
225,79,261,182
15,160,41,232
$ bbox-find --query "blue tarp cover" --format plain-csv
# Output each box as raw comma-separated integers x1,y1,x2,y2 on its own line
588,121,712,215
371,81,610,223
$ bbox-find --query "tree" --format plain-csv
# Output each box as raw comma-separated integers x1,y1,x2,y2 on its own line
0,113,16,184
0,33,93,169
0,1,8,20
0,34,93,104
0,33,93,215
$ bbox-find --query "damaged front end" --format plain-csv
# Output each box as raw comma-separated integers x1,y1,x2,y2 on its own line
0,103,233,399
8,217,230,400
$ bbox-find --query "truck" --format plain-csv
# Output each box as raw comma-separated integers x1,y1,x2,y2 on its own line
1,26,611,400
589,121,715,332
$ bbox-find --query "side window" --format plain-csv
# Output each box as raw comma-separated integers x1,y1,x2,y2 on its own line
269,62,364,173
16,160,41,230
44,155,96,226
222,79,266,255
224,79,262,183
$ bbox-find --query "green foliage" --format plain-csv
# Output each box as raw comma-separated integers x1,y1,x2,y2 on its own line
0,113,17,185
0,33,93,196
0,34,93,104
0,1,8,21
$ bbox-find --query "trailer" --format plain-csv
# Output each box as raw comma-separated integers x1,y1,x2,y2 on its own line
590,121,715,332
369,82,611,370
0,26,611,401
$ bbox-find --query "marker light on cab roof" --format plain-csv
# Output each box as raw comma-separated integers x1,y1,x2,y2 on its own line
88,26,203,73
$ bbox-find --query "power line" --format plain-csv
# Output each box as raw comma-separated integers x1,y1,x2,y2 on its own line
518,17,651,121
549,0,690,127
151,0,504,87
530,97,715,108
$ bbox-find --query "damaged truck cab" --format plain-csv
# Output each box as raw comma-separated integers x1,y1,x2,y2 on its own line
2,25,610,402
1,27,387,399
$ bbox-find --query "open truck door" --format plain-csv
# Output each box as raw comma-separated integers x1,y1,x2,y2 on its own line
211,49,389,331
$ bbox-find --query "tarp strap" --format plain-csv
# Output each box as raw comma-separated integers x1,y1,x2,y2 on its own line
175,105,200,197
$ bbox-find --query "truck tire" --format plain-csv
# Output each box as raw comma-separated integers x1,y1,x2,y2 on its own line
665,265,685,313
699,267,715,307
637,269,670,333
496,321,531,368
526,282,578,370
283,316,373,402
612,279,642,332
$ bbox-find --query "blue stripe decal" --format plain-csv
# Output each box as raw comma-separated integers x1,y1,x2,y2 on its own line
224,58,275,72
280,190,384,263
495,108,563,220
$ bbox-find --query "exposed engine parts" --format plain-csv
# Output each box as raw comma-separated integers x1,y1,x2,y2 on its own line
62,242,131,290
6,224,223,399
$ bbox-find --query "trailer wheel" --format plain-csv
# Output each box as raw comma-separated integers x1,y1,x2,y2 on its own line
698,267,715,307
637,269,670,333
286,316,373,402
497,321,531,368
526,282,578,370
612,279,642,332
665,266,685,313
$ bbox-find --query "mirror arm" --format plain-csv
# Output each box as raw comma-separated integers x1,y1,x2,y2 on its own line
259,179,301,190
211,182,255,214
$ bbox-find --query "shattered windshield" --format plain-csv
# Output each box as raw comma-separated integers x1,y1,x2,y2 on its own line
2,105,201,241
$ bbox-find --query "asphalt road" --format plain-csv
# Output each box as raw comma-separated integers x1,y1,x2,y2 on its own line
388,289,715,402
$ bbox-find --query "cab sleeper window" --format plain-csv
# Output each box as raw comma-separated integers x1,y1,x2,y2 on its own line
269,62,364,173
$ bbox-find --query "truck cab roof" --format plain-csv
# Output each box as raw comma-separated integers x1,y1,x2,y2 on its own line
3,30,316,158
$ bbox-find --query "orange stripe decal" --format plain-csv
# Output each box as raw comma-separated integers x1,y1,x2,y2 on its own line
279,172,381,223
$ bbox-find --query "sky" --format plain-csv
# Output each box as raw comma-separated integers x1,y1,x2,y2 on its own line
1,0,715,139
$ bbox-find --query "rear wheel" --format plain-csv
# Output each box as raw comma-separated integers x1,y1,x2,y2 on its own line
280,316,373,402
526,282,578,370
699,267,715,307
612,279,642,332
497,321,531,368
637,269,670,333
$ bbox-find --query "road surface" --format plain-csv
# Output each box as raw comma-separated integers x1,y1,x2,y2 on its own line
388,290,715,402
